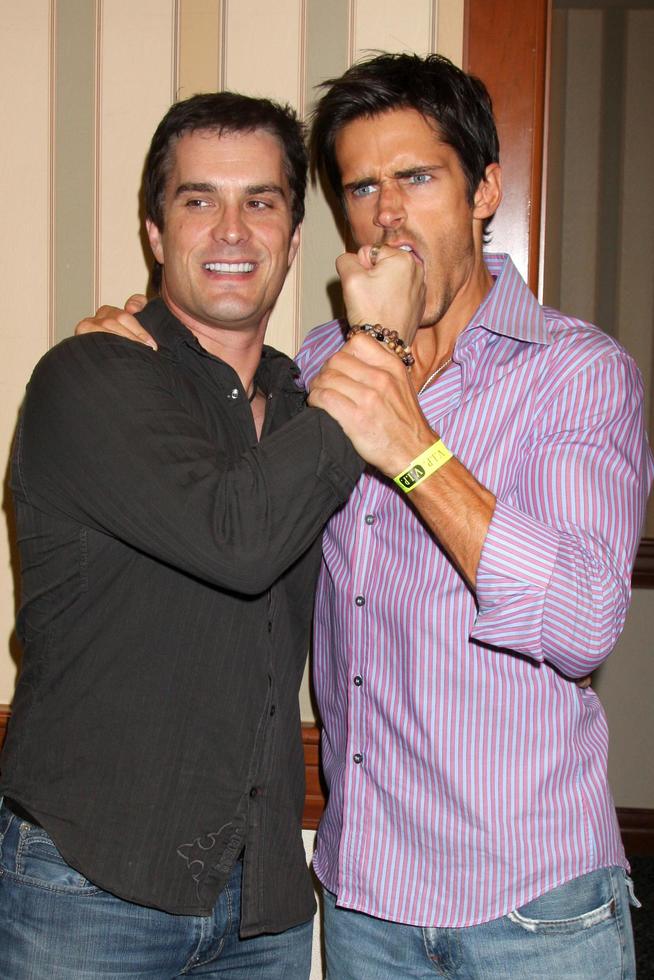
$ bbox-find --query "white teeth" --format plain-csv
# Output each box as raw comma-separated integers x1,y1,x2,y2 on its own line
204,262,255,273
399,245,413,252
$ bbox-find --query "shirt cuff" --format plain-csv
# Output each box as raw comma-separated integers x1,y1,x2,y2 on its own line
471,499,562,660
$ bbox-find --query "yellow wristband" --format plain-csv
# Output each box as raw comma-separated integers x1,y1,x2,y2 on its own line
394,439,453,493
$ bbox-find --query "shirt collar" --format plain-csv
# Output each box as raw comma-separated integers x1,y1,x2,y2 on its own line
464,253,551,347
136,298,302,395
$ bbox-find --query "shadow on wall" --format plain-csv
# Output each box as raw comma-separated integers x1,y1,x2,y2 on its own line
2,411,25,685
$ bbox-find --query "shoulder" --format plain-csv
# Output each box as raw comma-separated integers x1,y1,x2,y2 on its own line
295,319,348,386
535,309,645,409
26,333,176,415
539,307,640,380
32,333,168,381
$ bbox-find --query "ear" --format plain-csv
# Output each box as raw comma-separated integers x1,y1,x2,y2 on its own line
287,224,302,267
146,218,165,265
472,163,502,221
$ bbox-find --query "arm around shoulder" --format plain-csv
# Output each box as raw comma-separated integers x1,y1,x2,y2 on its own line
19,335,363,593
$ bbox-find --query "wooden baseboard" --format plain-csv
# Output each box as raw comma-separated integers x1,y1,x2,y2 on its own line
2,709,652,854
0,704,7,750
616,807,654,857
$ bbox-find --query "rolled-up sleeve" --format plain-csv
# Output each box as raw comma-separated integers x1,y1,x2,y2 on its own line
473,350,653,676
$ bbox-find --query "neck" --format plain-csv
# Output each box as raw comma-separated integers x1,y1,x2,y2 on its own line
412,253,494,385
163,288,267,394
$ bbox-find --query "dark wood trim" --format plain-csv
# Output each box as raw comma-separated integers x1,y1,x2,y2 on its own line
616,807,654,856
464,0,550,294
632,539,654,589
0,704,8,751
302,723,326,830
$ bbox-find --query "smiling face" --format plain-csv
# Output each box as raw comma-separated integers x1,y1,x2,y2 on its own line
335,107,500,335
146,128,300,345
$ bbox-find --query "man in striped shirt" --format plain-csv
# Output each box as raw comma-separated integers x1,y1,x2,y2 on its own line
303,53,653,978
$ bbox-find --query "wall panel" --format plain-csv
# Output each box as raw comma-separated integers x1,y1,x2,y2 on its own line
0,0,53,700
619,10,654,456
558,11,602,323
301,0,350,335
54,0,96,343
349,0,436,57
178,0,222,97
96,0,179,307
222,0,307,355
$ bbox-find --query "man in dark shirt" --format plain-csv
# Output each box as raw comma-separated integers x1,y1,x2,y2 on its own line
0,93,367,978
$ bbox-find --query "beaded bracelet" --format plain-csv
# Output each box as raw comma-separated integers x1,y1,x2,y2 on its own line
346,323,415,367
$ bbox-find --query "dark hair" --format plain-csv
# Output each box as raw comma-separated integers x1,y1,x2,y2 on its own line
145,91,307,234
310,52,499,209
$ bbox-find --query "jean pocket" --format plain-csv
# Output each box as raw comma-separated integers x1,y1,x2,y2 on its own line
507,868,617,935
1,818,101,895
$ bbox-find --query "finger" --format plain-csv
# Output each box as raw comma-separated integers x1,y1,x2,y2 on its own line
307,381,360,419
119,314,158,350
335,251,364,278
74,308,157,350
317,346,395,388
344,333,412,375
311,362,408,425
357,243,414,270
124,293,148,314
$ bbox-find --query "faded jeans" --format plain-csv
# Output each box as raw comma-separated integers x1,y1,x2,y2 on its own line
0,799,312,979
323,865,638,979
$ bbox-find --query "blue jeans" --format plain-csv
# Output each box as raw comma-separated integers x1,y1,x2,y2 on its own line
323,866,638,979
0,800,312,978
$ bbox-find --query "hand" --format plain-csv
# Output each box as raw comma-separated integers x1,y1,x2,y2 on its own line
308,331,433,475
337,244,425,345
74,294,156,349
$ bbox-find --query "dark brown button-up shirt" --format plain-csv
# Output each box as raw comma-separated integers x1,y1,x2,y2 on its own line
1,300,362,935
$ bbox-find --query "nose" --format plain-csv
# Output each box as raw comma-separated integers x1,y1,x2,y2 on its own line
373,179,406,232
211,203,249,245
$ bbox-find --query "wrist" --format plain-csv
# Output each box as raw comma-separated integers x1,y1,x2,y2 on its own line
346,322,414,367
394,437,453,493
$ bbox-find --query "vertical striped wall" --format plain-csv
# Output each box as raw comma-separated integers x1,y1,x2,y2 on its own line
0,0,463,710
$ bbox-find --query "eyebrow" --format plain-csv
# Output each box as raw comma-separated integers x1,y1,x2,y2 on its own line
343,165,443,194
173,181,287,199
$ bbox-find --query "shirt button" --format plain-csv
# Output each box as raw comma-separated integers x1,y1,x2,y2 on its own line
267,620,273,633
364,514,376,525
353,753,363,764
270,704,276,716
355,595,365,607
229,388,239,400
250,787,258,798
353,675,363,686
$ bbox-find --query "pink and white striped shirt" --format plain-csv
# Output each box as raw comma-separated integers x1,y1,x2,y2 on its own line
296,253,653,928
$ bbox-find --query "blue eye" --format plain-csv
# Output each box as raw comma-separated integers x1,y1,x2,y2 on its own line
351,184,376,199
407,173,431,185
